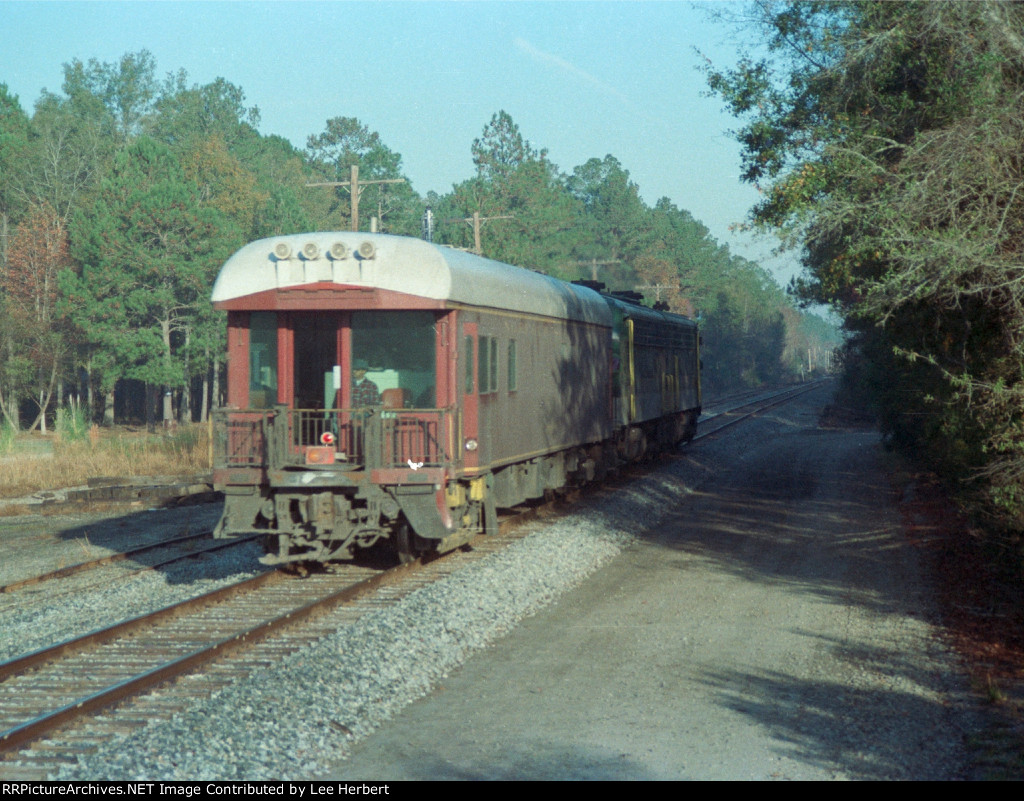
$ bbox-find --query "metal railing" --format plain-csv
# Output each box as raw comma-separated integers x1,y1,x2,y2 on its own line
379,409,451,468
214,407,455,472
213,410,272,468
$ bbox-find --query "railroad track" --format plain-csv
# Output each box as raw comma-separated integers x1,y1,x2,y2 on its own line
695,380,828,441
0,520,543,776
0,381,825,777
701,384,785,412
0,563,381,762
0,530,261,597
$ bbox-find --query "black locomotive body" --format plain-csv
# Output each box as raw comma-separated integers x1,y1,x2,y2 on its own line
211,233,700,564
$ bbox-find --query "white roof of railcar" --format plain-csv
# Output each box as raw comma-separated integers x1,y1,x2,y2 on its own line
212,232,613,326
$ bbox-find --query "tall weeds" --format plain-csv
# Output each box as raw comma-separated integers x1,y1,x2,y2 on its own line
0,425,210,498
55,398,89,443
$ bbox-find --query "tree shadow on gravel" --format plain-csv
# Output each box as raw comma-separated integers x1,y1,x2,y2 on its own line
570,417,984,778
696,658,974,780
592,428,925,620
338,743,659,781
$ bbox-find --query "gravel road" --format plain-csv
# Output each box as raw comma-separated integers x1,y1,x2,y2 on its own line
327,384,981,780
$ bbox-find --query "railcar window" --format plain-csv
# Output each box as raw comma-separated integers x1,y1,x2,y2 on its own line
464,335,474,394
508,340,517,391
249,312,277,408
351,311,436,407
489,337,498,392
293,314,340,409
478,336,499,394
478,336,491,393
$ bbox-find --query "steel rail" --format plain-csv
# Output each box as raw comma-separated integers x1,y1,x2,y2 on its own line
694,380,828,442
0,569,280,684
0,562,416,754
0,531,250,594
0,534,263,609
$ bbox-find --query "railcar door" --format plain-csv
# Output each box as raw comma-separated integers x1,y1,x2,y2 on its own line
284,312,345,453
292,313,343,410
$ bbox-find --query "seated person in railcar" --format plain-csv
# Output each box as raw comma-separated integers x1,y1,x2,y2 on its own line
351,359,381,407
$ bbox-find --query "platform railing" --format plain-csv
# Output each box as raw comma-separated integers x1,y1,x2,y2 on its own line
378,409,453,469
214,407,456,473
213,409,272,469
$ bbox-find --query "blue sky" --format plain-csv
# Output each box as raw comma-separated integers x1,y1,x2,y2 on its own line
0,1,798,281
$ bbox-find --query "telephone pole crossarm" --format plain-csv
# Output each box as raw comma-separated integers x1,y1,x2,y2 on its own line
306,164,406,231
444,210,514,255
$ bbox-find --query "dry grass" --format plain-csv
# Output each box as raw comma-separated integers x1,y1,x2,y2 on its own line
0,424,211,499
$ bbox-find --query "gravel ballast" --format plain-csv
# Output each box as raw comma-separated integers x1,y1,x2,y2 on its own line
45,486,652,780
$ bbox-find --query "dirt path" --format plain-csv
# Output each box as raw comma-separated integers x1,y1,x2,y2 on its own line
325,385,982,780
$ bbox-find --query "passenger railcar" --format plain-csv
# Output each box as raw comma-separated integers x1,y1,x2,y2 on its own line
211,232,700,564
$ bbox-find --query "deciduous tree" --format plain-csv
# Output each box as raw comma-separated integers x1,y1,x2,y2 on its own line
2,204,73,431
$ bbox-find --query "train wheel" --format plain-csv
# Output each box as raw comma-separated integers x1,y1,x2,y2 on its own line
393,521,419,565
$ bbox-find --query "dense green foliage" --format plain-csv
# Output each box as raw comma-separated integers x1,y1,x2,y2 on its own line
0,51,837,429
705,1,1024,523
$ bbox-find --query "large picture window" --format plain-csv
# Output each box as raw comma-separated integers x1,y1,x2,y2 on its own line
351,311,437,407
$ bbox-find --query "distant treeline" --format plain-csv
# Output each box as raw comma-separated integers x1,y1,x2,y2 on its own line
0,51,839,431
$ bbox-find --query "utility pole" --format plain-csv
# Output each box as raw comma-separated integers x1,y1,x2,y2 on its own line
633,283,677,303
568,258,620,282
447,211,513,255
422,207,434,242
634,282,698,317
307,165,406,231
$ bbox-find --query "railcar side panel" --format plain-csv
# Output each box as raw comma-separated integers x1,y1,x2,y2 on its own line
605,296,701,453
457,308,612,475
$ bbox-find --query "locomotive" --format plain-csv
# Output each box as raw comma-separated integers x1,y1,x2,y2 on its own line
210,232,700,564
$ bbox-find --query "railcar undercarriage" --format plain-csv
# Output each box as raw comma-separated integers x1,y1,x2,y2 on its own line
214,406,700,565
216,475,490,566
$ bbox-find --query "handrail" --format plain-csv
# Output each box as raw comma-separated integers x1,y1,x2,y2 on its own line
214,407,456,473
